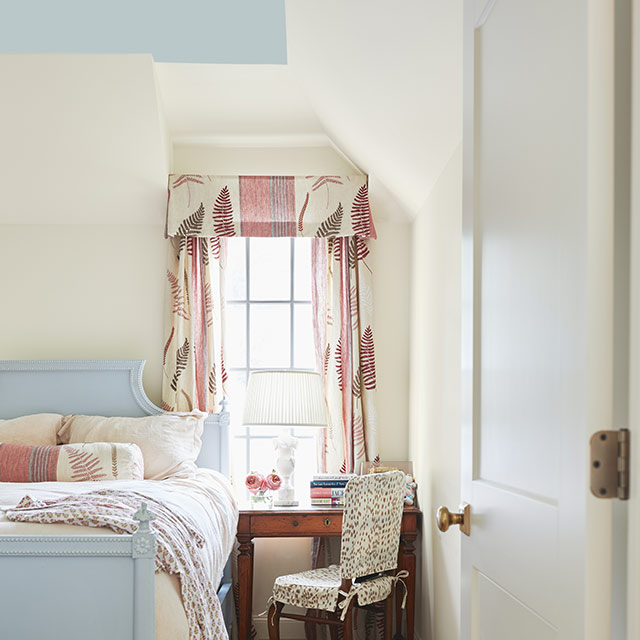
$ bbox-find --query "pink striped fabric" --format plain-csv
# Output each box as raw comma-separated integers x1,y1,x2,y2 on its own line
0,443,60,482
167,175,376,239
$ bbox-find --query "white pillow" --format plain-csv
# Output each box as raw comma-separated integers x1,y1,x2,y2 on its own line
0,413,63,446
58,413,205,480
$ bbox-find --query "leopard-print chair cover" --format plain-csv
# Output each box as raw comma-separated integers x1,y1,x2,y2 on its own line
269,471,406,619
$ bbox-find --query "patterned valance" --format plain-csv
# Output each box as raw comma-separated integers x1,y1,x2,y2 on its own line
166,175,376,239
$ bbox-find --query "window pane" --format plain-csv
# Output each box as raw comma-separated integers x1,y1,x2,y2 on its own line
250,238,291,301
294,239,312,301
250,304,291,367
225,238,247,301
227,369,248,422
293,303,315,369
250,436,278,477
226,304,247,368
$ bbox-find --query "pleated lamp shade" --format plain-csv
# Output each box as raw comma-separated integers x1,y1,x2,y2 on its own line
242,370,327,427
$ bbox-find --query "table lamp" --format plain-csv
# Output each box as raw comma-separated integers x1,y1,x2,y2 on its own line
242,370,327,506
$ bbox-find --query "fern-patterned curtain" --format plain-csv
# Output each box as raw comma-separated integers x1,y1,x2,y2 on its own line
162,235,226,412
166,175,376,239
163,173,376,416
312,236,379,474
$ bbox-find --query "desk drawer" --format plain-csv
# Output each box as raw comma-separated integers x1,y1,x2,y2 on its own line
250,513,342,536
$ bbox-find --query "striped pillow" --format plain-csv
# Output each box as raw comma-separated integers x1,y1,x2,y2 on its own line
0,442,144,482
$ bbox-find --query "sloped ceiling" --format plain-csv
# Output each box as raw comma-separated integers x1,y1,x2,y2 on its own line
285,0,463,218
158,1,463,220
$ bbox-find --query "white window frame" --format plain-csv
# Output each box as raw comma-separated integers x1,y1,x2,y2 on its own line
227,237,316,485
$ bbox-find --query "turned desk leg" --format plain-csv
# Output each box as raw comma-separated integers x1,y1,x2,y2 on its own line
237,535,254,640
397,534,417,640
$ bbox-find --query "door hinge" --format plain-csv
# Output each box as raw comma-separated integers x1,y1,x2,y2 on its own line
590,429,630,500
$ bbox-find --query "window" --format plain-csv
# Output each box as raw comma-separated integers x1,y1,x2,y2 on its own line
225,237,317,496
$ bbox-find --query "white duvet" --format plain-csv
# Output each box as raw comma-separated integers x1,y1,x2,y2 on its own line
0,468,238,640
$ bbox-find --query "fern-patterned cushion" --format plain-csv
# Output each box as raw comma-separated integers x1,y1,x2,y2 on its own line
58,412,205,480
0,414,63,446
0,442,144,482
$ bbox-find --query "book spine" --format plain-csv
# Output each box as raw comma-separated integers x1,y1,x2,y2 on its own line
310,488,346,498
310,481,349,488
313,474,356,481
310,498,345,506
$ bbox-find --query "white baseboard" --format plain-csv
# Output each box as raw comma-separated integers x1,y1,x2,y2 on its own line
253,614,305,640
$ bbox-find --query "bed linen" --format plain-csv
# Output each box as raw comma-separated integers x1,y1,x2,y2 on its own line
0,468,238,640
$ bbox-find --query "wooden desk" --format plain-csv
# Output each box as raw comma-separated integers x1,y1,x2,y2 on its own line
236,505,421,640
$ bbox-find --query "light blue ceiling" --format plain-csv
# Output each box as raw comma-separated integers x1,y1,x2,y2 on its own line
0,0,287,64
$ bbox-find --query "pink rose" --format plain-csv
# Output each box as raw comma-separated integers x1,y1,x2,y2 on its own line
245,473,265,495
260,476,268,491
265,473,281,491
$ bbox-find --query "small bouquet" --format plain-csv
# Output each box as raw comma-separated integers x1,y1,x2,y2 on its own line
245,470,281,507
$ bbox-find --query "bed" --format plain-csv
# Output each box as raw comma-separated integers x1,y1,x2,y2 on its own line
0,360,237,640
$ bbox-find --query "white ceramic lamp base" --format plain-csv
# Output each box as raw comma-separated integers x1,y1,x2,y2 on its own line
273,433,298,507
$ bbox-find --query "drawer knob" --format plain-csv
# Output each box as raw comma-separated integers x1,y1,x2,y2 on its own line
292,520,299,527
324,518,332,527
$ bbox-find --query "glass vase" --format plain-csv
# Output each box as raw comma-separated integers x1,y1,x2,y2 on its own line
250,493,273,508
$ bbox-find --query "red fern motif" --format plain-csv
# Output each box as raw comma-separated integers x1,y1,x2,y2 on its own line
310,176,344,191
350,285,360,331
353,413,366,462
348,236,370,268
167,270,189,319
210,237,221,260
353,367,362,399
316,203,344,238
172,175,204,208
213,186,235,236
335,337,347,391
160,400,174,412
163,327,175,366
64,447,108,482
339,460,347,474
297,192,309,233
373,455,380,466
181,389,193,411
323,343,331,376
111,444,118,480
176,202,205,237
172,174,204,188
351,184,373,237
170,338,190,391
208,366,217,396
360,326,377,390
203,281,214,328
220,350,228,384
201,238,210,266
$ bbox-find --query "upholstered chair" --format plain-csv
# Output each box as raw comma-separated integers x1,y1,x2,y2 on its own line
266,471,407,640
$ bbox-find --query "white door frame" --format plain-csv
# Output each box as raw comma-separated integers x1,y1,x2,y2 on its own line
627,1,640,637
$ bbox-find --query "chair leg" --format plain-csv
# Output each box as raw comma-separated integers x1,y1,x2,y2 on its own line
267,601,284,640
384,594,393,640
329,619,339,640
342,603,354,640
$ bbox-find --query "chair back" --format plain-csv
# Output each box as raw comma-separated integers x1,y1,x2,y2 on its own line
339,470,406,580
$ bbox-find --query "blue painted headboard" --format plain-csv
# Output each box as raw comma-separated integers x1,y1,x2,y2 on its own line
0,360,229,476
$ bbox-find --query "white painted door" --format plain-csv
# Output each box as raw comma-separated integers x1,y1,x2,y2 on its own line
460,1,622,638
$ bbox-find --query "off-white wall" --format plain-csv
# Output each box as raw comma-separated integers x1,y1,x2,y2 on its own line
409,145,462,640
0,54,170,403
0,225,166,403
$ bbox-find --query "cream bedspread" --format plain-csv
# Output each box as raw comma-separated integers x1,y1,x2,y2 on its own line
0,468,238,640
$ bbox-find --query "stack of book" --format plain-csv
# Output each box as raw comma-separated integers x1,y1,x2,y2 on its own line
309,473,356,506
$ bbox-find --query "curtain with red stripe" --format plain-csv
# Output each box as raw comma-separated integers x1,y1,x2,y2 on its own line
312,236,379,474
163,173,376,421
162,236,226,412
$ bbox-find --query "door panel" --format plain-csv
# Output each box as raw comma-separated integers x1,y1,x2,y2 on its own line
461,0,616,638
473,570,556,640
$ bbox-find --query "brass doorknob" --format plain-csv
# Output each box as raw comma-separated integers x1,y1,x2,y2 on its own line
436,504,470,536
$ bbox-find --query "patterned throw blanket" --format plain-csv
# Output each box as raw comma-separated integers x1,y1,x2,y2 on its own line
6,489,228,640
